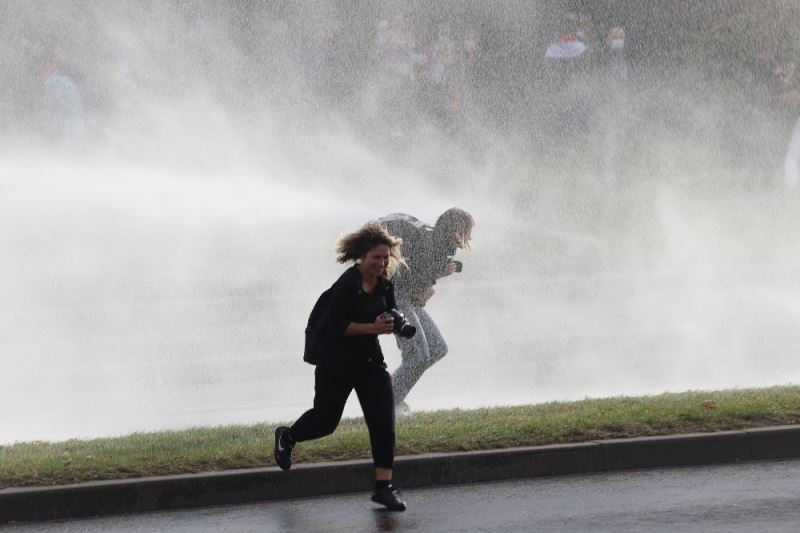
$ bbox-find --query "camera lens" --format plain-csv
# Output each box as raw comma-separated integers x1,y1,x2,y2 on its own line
398,323,416,338
388,308,416,338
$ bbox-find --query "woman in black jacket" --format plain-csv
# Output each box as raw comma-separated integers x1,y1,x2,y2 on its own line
274,223,407,511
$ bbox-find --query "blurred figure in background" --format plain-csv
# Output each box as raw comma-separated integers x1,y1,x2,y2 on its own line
453,27,488,160
777,60,800,189
367,16,418,142
735,45,784,190
38,49,86,143
0,33,35,140
542,13,596,162
426,23,462,134
597,26,630,186
576,14,598,58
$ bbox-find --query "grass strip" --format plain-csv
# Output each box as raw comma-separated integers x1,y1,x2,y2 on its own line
2,385,800,488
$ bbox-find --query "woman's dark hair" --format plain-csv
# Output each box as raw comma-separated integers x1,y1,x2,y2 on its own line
335,223,403,278
435,207,475,249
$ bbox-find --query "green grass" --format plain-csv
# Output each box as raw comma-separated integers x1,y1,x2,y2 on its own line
3,386,800,488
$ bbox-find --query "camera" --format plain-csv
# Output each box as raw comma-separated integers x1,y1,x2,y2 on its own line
452,260,463,273
386,308,416,338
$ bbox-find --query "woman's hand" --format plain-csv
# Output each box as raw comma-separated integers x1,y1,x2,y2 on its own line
444,261,459,276
345,316,394,336
373,313,395,335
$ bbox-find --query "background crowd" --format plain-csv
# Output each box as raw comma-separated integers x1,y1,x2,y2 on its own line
3,0,800,190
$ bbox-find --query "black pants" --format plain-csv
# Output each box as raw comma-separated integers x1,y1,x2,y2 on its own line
290,360,396,469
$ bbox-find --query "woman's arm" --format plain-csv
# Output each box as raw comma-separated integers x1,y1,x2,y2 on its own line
327,273,359,336
345,317,393,336
437,260,458,278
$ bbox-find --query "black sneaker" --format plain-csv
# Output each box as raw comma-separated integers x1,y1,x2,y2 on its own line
371,484,407,511
274,426,294,470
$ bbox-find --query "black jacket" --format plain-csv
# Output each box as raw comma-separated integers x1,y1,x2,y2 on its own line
322,265,397,365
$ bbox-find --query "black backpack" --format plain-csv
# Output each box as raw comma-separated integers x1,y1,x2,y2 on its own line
377,213,431,247
303,287,333,365
303,270,364,365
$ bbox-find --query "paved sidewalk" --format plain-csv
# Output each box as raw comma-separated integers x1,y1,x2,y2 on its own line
3,425,800,524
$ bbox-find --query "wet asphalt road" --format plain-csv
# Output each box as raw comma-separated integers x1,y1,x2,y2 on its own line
9,458,800,532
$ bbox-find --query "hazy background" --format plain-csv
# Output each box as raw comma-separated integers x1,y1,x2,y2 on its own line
2,0,800,444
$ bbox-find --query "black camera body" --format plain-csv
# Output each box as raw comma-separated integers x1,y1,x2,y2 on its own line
386,308,416,338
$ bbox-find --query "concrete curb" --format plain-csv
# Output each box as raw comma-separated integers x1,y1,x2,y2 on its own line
3,425,800,523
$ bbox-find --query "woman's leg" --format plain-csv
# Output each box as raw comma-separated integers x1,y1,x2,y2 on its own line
391,304,429,405
356,365,406,511
414,306,448,365
391,304,450,406
784,116,800,189
355,365,396,472
290,364,353,442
